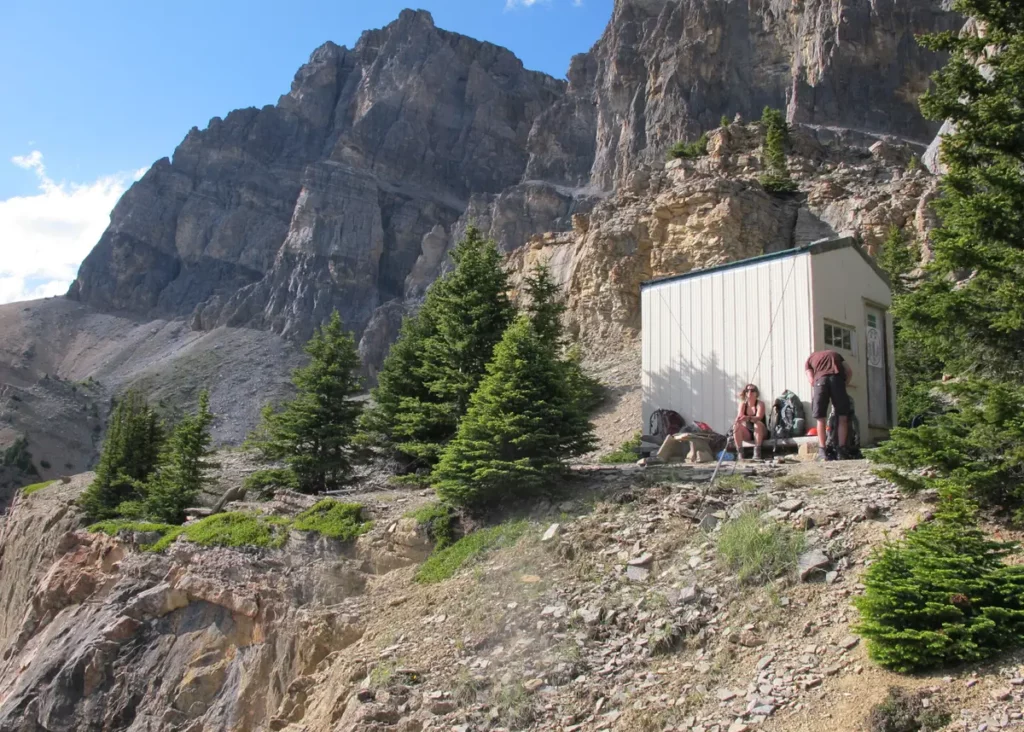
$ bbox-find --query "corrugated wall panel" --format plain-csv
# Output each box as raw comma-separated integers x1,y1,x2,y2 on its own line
642,253,814,435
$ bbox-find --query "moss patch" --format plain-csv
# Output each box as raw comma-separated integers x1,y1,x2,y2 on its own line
415,520,529,584
293,500,373,541
406,501,456,549
90,500,371,552
21,480,56,496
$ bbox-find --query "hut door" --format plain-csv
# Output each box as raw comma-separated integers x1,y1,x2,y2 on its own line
864,305,892,428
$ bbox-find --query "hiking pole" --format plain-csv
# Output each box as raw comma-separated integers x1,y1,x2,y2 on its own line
709,427,735,486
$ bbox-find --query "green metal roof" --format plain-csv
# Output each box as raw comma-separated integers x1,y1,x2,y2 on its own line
640,236,890,289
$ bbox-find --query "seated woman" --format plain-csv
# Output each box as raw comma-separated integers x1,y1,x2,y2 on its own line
734,384,768,460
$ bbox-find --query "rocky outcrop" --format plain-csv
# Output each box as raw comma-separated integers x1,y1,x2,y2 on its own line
507,122,941,357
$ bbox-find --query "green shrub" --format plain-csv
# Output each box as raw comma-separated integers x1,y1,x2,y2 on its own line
667,133,709,160
407,501,456,549
243,468,299,498
292,500,373,541
716,509,805,585
600,432,642,464
21,480,55,496
720,115,731,128
871,380,1024,517
854,490,1024,672
415,520,528,584
868,687,950,732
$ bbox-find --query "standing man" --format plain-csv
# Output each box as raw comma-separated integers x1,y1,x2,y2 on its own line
805,349,853,461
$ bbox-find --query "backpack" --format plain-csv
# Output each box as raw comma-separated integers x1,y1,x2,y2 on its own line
768,390,806,439
826,404,862,459
649,410,685,440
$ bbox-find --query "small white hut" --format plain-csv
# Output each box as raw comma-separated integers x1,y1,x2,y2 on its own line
640,237,897,445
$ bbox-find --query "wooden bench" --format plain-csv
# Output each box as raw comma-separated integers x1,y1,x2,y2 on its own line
739,436,818,449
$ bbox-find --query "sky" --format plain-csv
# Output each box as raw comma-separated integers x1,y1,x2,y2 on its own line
0,0,613,305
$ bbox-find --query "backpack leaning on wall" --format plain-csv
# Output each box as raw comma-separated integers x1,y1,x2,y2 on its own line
768,390,806,439
826,404,862,459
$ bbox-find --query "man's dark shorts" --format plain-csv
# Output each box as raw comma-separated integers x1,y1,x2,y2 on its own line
811,373,851,420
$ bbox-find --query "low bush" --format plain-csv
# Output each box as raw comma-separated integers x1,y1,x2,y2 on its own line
242,468,299,499
415,520,528,584
854,490,1024,672
407,501,456,549
89,502,372,552
292,499,373,541
868,687,950,732
667,133,709,160
716,509,805,585
21,480,55,496
600,432,643,465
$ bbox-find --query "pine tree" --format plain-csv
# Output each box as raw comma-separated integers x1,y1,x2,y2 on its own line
523,263,605,423
874,226,941,424
903,1,1024,377
759,107,797,193
251,311,364,493
868,0,1024,511
141,390,219,524
362,226,515,467
80,390,164,521
854,489,1024,672
432,316,596,508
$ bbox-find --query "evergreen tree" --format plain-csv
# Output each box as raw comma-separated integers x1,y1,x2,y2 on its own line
523,263,605,419
876,226,919,297
80,390,163,520
874,226,941,425
854,489,1024,672
868,0,1024,511
251,311,364,493
759,107,797,193
903,1,1024,377
141,390,219,524
362,226,515,467
432,316,596,508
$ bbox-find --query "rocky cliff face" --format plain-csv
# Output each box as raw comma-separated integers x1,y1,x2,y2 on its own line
67,1,958,365
506,122,941,357
70,9,564,348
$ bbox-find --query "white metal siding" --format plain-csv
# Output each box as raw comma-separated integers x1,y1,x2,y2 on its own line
809,247,896,439
642,253,815,435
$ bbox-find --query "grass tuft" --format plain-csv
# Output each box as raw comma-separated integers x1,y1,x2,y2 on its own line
492,679,535,729
716,508,805,585
775,469,823,489
868,687,950,732
21,480,56,496
293,499,373,541
600,432,642,465
415,520,529,584
716,474,757,493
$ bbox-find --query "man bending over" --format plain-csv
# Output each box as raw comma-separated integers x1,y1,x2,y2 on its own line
805,349,853,461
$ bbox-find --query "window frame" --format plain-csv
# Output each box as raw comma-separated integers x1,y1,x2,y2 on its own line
823,320,857,355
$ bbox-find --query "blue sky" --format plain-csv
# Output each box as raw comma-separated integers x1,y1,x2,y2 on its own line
0,0,612,303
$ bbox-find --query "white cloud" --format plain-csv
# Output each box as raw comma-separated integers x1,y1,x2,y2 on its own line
0,151,146,305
